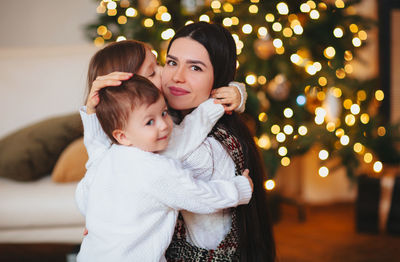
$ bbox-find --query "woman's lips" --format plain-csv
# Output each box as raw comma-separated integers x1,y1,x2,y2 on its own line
168,86,189,96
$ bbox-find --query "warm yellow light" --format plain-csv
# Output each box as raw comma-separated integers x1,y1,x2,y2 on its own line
223,3,234,12
300,3,311,12
324,46,336,59
118,15,127,24
340,135,350,145
357,90,367,101
144,18,154,27
318,77,327,86
258,76,267,85
290,54,301,64
332,87,342,98
161,28,175,40
306,64,317,75
310,10,320,19
335,0,345,8
326,122,336,132
375,90,384,101
258,134,271,149
94,37,104,47
345,114,356,126
258,112,268,122
273,38,283,48
242,24,253,34
358,30,368,40
278,146,288,156
271,124,281,134
97,25,107,36
283,28,293,37
333,27,344,38
317,91,326,101
107,9,117,16
298,126,308,136
265,180,276,190
373,161,383,173
284,108,293,118
281,157,291,166
120,0,130,8
211,0,221,9
335,128,344,137
245,74,257,85
360,113,370,124
276,132,286,143
276,47,285,55
344,64,353,74
265,13,275,22
364,153,373,163
349,24,359,33
126,7,137,17
352,37,362,47
277,2,289,15
336,68,346,79
319,166,329,177
249,4,258,13
103,30,112,40
353,142,363,153
378,126,386,136
343,99,353,109
231,17,239,25
272,22,282,32
283,125,294,135
344,50,353,61
151,50,158,58
314,62,322,71
161,12,171,22
97,4,106,13
307,0,316,8
158,6,168,13
315,115,325,125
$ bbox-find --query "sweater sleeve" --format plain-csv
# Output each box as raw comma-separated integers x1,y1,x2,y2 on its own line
162,99,224,161
229,81,247,113
75,174,89,216
79,106,112,169
148,156,252,214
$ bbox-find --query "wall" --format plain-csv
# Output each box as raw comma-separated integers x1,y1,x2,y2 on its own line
0,0,98,138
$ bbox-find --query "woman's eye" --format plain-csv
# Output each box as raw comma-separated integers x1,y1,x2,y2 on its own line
166,60,176,66
162,110,168,117
191,65,202,71
146,119,154,126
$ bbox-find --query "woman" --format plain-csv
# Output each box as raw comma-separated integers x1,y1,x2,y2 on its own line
163,22,276,261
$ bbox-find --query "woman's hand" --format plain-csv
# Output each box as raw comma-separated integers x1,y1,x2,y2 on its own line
211,85,241,114
242,169,253,192
86,72,133,114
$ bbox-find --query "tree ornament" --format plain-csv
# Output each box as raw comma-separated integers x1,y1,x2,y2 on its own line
305,86,321,114
323,89,342,122
253,38,275,60
138,0,160,16
266,74,291,101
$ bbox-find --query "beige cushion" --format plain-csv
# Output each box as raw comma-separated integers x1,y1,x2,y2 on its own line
52,137,87,183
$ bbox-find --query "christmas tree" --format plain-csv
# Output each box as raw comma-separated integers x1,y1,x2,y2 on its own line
85,0,400,188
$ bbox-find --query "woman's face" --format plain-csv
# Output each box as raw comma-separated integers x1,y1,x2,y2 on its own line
162,37,214,112
137,48,162,89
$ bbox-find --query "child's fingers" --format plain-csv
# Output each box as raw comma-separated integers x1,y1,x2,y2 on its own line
96,72,133,81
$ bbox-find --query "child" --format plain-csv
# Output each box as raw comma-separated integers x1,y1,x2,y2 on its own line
75,76,253,261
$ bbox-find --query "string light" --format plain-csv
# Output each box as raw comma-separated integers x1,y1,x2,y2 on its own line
281,157,291,166
319,166,329,177
373,161,383,173
284,108,293,118
265,180,276,190
298,126,308,136
126,8,138,17
375,90,384,101
271,125,281,134
242,24,253,34
276,2,289,15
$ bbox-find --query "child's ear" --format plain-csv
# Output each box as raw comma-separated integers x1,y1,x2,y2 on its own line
112,129,131,146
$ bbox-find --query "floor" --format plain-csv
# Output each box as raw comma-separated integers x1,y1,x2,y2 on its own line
274,203,400,262
1,203,399,262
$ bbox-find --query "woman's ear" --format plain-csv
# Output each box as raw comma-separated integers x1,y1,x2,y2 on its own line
112,129,131,146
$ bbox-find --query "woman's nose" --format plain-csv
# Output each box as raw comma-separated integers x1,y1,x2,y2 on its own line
172,66,185,83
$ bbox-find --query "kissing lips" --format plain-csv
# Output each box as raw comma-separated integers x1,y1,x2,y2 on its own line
168,86,189,96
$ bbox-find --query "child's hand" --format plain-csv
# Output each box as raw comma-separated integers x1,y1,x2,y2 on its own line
242,169,253,192
83,227,88,236
86,72,133,114
211,85,241,114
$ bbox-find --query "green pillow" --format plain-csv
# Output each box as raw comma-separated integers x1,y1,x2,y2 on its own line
0,113,83,181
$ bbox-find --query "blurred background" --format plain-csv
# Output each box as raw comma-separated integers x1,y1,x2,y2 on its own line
0,0,399,261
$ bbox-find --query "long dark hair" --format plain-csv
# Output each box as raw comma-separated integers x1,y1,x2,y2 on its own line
168,22,276,261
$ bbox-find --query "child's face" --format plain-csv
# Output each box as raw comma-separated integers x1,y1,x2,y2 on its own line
137,48,162,90
118,96,173,153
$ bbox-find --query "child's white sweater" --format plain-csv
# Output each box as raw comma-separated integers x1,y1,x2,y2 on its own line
75,145,251,262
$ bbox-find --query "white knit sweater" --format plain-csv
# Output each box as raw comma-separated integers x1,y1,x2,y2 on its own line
75,145,252,262
80,98,246,251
